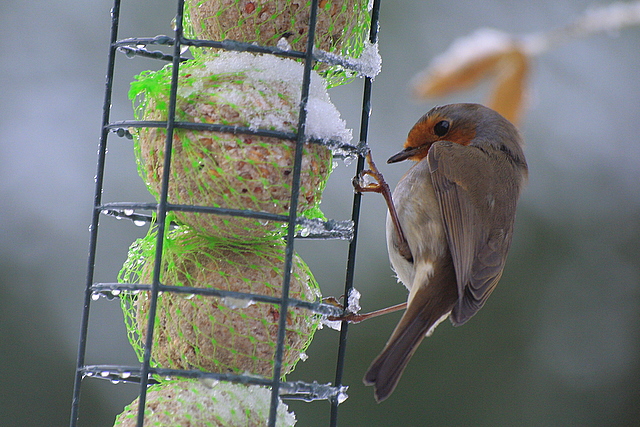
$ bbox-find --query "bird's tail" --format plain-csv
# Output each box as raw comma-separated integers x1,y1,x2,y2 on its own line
363,260,457,402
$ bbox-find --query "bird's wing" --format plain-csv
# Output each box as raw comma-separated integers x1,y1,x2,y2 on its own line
427,141,514,326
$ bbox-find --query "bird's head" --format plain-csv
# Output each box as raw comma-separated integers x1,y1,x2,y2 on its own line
387,103,523,164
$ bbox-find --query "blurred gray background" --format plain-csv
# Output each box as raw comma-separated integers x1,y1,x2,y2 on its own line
1,0,639,426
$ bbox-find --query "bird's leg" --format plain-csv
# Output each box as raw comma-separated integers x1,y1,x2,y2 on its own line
324,296,407,324
353,151,412,262
327,302,408,324
333,151,410,325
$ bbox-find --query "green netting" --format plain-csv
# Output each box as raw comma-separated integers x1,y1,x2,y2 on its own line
114,379,296,426
119,226,322,378
129,54,338,241
183,0,372,87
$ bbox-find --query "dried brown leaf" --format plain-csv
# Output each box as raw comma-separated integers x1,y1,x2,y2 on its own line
488,48,529,124
412,50,506,98
411,29,530,124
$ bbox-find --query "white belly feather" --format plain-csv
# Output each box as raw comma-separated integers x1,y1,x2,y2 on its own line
385,159,446,293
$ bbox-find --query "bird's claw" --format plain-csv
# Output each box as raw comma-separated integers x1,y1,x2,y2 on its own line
352,169,385,194
353,150,388,194
323,295,364,324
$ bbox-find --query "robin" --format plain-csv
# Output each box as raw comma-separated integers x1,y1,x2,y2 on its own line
355,103,528,402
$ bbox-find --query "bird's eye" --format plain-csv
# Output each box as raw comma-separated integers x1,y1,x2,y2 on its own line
433,120,450,137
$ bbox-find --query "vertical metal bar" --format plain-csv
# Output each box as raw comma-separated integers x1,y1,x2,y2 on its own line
268,0,320,425
69,1,121,425
135,1,185,425
330,1,382,425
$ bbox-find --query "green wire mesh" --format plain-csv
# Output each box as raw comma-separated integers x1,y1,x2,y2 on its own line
119,227,322,378
183,0,371,87
114,379,296,426
129,52,351,241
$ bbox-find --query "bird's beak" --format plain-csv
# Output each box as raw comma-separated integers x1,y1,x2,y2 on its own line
387,145,424,163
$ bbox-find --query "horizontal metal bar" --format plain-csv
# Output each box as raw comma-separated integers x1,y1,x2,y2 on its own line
99,202,288,222
81,365,348,403
98,206,355,240
279,380,348,403
297,217,354,240
115,35,306,60
116,35,175,46
107,120,297,140
117,45,183,62
105,120,360,155
91,282,343,317
114,34,370,75
184,37,308,59
82,365,271,386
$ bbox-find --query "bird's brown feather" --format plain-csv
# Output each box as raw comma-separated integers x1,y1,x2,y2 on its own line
363,254,457,402
428,140,521,325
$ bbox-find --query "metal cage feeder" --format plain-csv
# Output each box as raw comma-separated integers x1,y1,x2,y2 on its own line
70,0,382,425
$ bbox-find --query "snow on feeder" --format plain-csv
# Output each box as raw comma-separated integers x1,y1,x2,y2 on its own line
183,0,372,86
114,380,296,426
119,227,322,378
129,52,352,241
